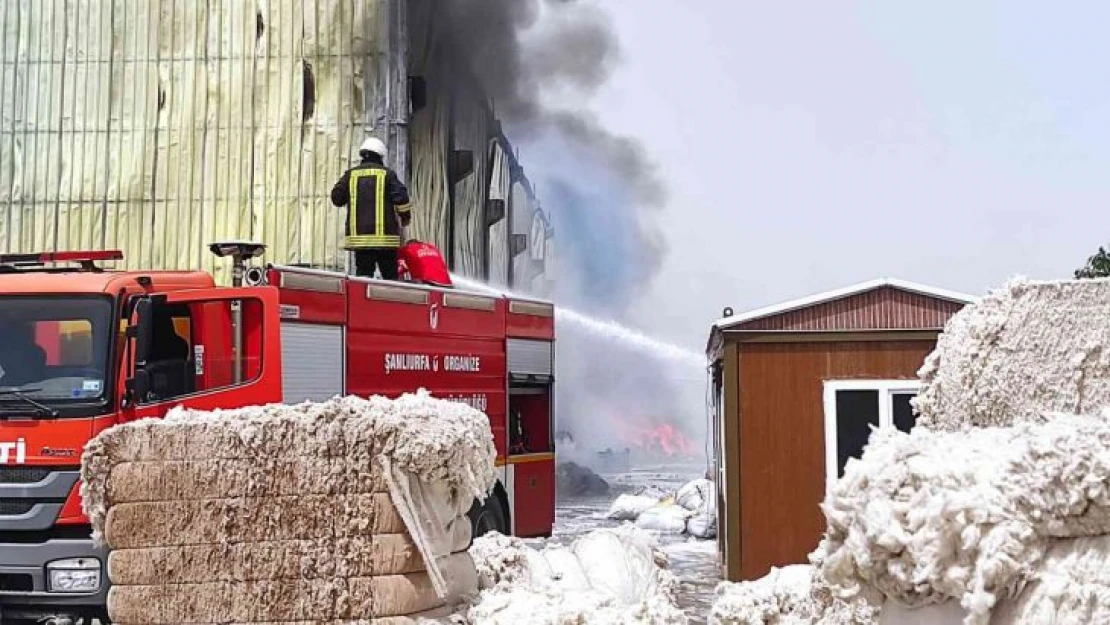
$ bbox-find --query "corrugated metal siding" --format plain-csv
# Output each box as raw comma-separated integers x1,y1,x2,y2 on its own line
451,91,489,279
406,0,449,254
487,139,510,287
733,287,966,332
0,0,390,281
406,81,450,252
510,180,535,289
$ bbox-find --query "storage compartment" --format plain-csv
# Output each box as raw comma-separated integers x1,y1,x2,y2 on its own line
508,387,552,455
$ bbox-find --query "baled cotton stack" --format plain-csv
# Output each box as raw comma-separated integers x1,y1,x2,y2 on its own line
80,391,495,624
815,414,1110,625
914,277,1110,431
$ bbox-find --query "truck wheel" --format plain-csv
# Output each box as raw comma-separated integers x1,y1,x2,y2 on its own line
467,495,507,538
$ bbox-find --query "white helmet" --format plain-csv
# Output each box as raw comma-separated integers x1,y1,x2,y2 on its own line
359,137,387,158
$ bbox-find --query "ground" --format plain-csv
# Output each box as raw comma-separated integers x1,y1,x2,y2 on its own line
529,460,721,624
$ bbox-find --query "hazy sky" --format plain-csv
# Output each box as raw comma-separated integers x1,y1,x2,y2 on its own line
579,1,1110,349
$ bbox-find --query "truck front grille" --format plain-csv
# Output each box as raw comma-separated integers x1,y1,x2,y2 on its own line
0,500,37,515
0,468,79,530
0,572,33,592
0,467,54,484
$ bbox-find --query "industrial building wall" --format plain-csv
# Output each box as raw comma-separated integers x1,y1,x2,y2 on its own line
405,0,449,256
450,91,490,279
0,0,394,282
487,139,511,287
510,181,536,288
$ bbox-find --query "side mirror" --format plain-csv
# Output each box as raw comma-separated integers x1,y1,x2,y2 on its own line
132,298,154,367
124,298,154,404
126,369,151,406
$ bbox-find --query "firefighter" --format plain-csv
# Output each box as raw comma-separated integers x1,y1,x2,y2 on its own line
330,137,413,280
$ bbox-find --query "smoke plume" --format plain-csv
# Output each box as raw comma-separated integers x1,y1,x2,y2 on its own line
438,0,668,216
436,0,703,469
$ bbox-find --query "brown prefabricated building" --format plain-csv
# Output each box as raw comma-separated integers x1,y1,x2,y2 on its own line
706,278,976,582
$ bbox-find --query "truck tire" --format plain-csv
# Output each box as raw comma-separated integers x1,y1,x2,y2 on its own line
467,495,507,538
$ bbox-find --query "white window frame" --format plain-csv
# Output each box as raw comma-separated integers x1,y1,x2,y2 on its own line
822,379,922,492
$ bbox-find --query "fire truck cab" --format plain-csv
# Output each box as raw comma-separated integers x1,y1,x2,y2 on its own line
0,244,556,623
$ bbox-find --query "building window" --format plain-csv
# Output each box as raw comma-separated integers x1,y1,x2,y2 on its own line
822,380,921,491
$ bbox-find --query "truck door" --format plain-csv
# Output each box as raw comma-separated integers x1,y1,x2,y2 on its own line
122,287,282,418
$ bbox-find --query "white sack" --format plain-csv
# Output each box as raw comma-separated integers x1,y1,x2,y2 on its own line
380,457,471,598
687,491,718,539
675,478,713,512
466,527,686,624
542,545,592,592
572,525,673,605
636,503,692,534
687,513,717,540
607,494,661,521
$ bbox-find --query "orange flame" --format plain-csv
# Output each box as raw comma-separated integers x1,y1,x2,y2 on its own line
611,414,696,457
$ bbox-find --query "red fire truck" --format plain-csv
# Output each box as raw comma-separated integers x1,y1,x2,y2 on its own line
0,243,556,624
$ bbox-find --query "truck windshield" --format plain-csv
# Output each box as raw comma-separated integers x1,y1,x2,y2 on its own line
0,296,113,415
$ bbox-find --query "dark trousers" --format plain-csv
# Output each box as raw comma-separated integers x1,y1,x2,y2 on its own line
354,248,398,280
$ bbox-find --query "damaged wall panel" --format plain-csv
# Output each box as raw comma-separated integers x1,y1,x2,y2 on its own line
511,180,536,289
404,0,449,256
487,139,511,287
0,0,391,281
450,90,490,279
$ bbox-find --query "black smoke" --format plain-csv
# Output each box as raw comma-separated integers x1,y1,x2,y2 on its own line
431,0,703,467
435,0,668,296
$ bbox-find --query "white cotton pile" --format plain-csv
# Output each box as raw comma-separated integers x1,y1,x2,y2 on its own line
464,526,688,624
708,565,814,624
991,535,1110,623
469,531,541,589
817,415,1110,625
914,277,1110,431
709,565,880,625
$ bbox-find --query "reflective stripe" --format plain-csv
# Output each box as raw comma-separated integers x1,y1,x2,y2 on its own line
376,168,386,237
344,234,401,249
347,169,387,239
395,202,412,214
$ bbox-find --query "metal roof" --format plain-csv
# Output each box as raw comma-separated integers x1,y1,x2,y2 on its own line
713,277,978,330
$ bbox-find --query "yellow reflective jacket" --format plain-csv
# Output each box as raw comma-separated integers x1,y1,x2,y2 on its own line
330,157,412,249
